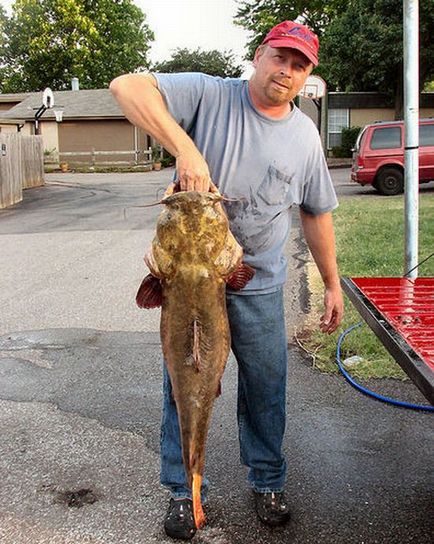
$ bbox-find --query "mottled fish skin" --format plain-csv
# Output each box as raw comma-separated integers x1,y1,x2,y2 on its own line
145,191,245,528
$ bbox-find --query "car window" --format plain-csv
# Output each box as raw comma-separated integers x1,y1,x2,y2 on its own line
370,127,402,149
420,124,434,147
354,127,366,151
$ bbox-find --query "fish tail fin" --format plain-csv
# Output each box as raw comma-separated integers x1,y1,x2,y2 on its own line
192,473,206,529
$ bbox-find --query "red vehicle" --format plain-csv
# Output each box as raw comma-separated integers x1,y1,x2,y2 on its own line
351,118,434,195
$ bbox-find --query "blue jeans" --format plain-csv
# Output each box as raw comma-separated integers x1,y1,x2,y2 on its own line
160,288,288,497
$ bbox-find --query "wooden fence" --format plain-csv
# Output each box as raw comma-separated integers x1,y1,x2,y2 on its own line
0,134,44,209
22,136,44,189
58,146,156,166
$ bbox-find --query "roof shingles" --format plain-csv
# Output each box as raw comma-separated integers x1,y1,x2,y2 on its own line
1,89,123,120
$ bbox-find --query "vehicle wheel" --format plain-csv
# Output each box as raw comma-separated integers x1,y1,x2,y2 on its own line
374,167,404,196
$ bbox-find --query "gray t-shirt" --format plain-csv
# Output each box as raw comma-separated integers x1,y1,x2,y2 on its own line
155,72,338,293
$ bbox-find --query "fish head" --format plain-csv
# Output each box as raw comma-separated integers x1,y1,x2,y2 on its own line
161,190,223,210
156,191,230,264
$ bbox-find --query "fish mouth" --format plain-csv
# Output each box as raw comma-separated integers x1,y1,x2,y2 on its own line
162,191,223,205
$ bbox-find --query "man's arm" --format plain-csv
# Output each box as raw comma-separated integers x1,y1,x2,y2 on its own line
109,73,211,191
300,209,343,334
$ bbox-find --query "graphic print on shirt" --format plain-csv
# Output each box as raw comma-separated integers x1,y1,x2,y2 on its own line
224,166,295,256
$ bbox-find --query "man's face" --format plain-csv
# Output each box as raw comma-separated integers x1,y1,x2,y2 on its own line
250,45,313,107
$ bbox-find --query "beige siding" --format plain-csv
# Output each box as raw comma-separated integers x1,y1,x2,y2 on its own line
421,108,434,118
350,108,395,127
20,124,33,136
0,125,19,133
40,121,59,156
350,107,434,128
58,119,150,164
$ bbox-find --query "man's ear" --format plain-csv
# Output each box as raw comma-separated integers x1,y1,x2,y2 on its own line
253,45,266,68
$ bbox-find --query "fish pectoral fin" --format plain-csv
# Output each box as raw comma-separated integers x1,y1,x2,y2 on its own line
136,273,163,309
143,248,161,277
225,262,255,290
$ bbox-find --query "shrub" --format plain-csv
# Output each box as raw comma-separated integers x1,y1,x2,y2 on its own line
341,126,362,156
331,146,348,158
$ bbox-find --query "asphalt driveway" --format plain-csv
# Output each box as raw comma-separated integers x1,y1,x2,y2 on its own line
0,170,432,544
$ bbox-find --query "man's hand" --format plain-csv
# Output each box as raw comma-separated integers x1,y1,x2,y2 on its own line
320,285,344,334
176,148,212,192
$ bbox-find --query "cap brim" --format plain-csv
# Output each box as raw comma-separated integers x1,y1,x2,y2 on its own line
265,38,318,66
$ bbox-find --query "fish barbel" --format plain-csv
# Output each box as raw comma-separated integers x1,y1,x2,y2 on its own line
136,189,254,529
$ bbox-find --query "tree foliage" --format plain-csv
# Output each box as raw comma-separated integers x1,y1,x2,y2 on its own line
234,0,346,59
153,48,243,78
1,0,154,93
320,0,434,118
234,0,434,118
0,5,8,89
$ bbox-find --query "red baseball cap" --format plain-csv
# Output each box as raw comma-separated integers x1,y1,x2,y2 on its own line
262,21,319,66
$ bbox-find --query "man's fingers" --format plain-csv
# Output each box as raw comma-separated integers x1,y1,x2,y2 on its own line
163,182,176,198
320,304,343,334
209,180,219,193
319,312,341,334
186,176,195,192
178,172,211,192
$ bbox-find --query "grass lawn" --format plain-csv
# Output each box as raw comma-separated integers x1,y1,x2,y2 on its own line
300,192,434,380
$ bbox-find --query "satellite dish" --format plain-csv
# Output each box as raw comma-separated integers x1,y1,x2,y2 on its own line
42,88,55,108
299,75,326,99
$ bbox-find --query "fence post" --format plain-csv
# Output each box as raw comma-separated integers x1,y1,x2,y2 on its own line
22,135,44,189
0,133,23,208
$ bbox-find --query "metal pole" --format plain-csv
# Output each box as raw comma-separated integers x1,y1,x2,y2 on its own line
134,126,138,165
320,91,328,152
403,0,419,278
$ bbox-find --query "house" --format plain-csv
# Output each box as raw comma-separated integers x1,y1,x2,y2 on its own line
1,88,152,165
327,92,434,149
2,86,434,161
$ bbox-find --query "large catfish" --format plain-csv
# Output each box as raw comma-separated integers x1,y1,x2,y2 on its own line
136,188,254,529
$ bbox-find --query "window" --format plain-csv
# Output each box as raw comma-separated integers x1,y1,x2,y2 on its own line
328,109,349,148
370,127,401,150
420,124,434,147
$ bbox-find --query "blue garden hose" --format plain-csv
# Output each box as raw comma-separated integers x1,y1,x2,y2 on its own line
336,323,434,412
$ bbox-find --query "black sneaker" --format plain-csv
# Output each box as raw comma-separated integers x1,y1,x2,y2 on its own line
164,498,197,540
254,491,291,526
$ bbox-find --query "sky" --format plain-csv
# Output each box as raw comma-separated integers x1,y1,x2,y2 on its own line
140,0,251,64
1,0,253,73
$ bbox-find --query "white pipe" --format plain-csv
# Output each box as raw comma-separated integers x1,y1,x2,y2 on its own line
403,0,419,278
134,126,138,165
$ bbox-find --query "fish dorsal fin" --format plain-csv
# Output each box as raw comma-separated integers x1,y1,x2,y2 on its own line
136,274,163,308
225,263,255,290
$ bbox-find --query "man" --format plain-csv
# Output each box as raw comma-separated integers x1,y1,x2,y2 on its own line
110,20,343,540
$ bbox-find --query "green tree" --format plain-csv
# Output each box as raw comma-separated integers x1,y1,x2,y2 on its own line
234,0,346,59
0,6,8,92
153,47,243,78
1,0,154,93
320,0,434,118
